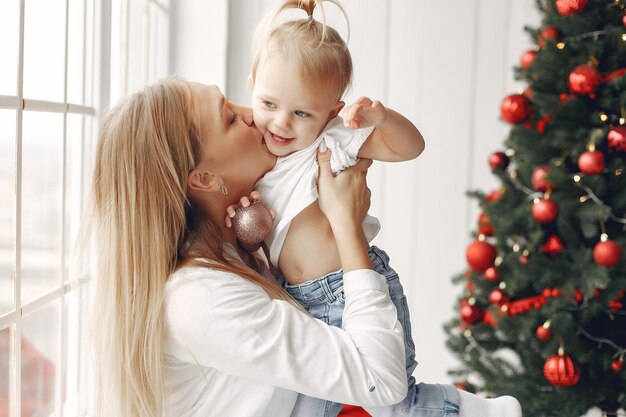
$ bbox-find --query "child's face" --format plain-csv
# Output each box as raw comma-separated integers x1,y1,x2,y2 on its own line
252,56,342,157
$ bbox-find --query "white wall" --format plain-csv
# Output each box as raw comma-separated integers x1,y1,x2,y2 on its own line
170,0,229,88
175,0,541,385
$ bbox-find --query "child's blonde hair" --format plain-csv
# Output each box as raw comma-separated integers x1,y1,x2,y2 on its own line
251,0,352,102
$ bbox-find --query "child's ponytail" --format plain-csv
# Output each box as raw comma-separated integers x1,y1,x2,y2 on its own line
266,0,349,43
251,0,353,102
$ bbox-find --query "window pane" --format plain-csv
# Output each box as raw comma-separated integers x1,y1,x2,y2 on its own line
64,114,85,282
0,326,11,417
84,0,96,108
62,288,86,415
127,0,147,94
0,111,16,315
110,0,124,104
21,113,63,305
21,302,59,417
0,0,19,96
148,4,169,82
67,0,86,105
23,0,67,101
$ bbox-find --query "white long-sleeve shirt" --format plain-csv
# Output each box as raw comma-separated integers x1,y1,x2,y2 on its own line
163,255,407,416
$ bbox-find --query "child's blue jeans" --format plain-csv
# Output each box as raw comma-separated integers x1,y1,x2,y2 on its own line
284,246,460,417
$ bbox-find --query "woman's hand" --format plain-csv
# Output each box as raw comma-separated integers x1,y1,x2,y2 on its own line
317,143,372,230
317,142,373,272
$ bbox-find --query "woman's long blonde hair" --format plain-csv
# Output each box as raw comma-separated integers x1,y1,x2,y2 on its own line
86,77,294,417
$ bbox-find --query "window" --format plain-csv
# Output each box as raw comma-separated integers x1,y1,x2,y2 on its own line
0,0,98,414
110,0,170,103
0,0,170,416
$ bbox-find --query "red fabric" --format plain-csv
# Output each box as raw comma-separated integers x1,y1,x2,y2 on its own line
339,405,372,416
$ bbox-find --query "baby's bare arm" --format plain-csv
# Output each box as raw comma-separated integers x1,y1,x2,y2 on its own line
344,96,424,162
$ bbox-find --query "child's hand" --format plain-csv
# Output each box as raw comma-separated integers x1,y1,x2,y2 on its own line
224,191,275,229
343,97,388,129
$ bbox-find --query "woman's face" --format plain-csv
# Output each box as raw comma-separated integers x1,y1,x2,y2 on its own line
190,83,277,194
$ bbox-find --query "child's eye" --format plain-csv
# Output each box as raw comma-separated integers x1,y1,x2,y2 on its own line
295,110,310,118
230,111,239,124
263,101,276,109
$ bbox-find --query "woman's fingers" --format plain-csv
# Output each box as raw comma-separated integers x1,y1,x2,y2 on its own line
354,157,373,174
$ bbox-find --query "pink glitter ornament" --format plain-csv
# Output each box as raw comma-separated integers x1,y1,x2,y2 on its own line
232,201,273,246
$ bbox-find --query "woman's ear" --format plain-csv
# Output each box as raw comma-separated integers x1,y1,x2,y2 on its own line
328,101,345,121
188,168,222,194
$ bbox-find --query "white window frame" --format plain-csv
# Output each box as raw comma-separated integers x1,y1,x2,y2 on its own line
0,0,170,416
0,0,104,415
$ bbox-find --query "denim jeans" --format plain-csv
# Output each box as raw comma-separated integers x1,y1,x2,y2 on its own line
285,246,460,417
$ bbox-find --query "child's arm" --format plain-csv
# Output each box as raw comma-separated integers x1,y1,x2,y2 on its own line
343,96,424,162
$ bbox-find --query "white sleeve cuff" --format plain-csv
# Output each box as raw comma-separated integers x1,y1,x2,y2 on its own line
343,268,389,295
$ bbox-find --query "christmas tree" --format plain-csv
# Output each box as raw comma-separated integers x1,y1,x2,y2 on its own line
445,1,626,416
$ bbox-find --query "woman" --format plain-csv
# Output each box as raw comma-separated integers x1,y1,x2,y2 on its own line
86,78,407,417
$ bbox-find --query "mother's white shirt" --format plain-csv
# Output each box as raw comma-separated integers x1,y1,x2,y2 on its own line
163,251,407,417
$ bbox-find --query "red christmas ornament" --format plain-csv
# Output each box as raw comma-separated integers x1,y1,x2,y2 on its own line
523,88,533,99
466,240,497,272
489,151,509,170
559,93,570,102
500,94,531,124
532,198,559,223
536,323,552,341
486,188,504,203
489,288,508,306
531,165,552,191
593,239,622,267
578,150,605,175
542,235,564,256
484,266,500,281
520,50,537,69
543,351,580,387
482,310,497,328
574,288,584,302
555,0,588,16
611,358,623,373
460,299,484,325
568,64,601,95
538,26,560,47
478,213,493,236
607,126,626,152
536,115,550,133
232,201,274,246
623,14,626,29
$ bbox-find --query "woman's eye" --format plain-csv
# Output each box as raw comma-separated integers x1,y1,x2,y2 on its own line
295,110,310,118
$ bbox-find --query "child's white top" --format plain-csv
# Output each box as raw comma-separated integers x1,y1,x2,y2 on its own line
163,245,407,417
255,116,381,267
